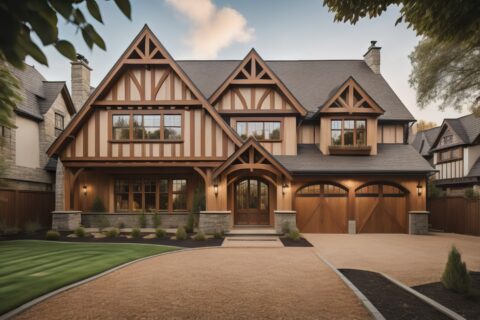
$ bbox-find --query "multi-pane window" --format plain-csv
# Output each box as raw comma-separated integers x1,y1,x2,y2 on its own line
112,115,130,140
114,178,188,212
112,113,182,141
236,121,281,141
164,115,182,140
330,119,366,146
438,147,462,162
54,113,64,137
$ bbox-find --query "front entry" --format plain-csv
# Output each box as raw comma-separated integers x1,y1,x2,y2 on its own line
234,178,269,225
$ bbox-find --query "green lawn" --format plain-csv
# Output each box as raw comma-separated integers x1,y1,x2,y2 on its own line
0,240,178,315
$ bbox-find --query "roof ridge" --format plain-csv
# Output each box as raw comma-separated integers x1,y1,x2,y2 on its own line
177,59,365,62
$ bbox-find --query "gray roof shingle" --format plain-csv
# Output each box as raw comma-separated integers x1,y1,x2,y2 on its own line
275,144,435,174
178,60,415,121
410,127,440,156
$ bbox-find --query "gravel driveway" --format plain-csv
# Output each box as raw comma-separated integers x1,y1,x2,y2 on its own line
15,247,369,320
305,232,480,286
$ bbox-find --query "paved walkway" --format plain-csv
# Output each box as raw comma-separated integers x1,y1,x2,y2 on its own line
15,248,369,320
305,232,480,286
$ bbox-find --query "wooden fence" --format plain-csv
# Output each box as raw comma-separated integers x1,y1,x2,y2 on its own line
0,189,54,230
428,197,480,236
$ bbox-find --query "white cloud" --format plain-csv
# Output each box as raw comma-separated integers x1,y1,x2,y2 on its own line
166,0,254,59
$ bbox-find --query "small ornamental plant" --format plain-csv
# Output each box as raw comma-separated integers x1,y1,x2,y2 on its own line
281,221,291,234
155,228,167,238
74,226,86,238
185,212,195,233
45,230,60,241
105,228,120,238
287,227,301,241
138,213,147,228
152,212,161,228
131,228,141,238
441,246,471,294
193,230,206,241
175,226,187,240
213,231,224,239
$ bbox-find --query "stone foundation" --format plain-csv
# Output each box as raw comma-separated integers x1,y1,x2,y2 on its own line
52,211,82,231
199,211,230,234
274,210,296,234
81,212,190,229
408,211,429,235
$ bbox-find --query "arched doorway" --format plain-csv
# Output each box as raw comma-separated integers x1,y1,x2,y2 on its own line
234,178,269,225
295,182,348,233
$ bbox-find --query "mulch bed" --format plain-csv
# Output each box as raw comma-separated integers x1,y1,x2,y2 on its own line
340,269,450,320
280,237,313,247
413,272,480,320
0,232,224,248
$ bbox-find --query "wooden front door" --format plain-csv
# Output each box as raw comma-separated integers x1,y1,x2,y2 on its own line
235,178,269,225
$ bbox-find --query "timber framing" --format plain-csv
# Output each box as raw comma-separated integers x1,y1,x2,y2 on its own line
208,49,308,116
47,25,242,158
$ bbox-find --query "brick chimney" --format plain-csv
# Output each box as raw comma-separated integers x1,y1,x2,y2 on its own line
71,54,92,111
363,40,381,74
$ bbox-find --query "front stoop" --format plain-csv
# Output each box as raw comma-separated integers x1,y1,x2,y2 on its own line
222,236,284,248
225,228,281,236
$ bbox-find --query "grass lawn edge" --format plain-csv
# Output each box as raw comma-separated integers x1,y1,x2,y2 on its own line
0,240,184,320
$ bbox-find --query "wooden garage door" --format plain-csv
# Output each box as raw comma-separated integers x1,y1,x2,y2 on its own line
295,183,348,233
355,183,408,233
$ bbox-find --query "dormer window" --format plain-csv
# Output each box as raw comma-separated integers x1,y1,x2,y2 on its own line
331,119,366,146
54,113,64,137
235,120,281,141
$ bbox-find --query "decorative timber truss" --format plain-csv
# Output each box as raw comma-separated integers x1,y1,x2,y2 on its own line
209,49,307,116
320,77,384,115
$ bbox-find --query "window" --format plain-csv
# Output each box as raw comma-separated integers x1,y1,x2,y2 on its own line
164,115,182,140
54,113,64,137
330,119,367,146
236,121,281,141
438,147,462,163
111,112,182,142
112,115,130,140
114,178,188,212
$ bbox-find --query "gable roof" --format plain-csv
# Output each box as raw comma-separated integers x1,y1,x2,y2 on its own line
411,126,441,156
47,25,243,157
178,60,414,121
8,65,75,121
207,49,307,116
430,114,480,150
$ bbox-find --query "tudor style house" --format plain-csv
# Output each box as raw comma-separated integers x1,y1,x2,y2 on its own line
423,114,480,195
0,65,76,191
411,126,441,165
48,26,433,234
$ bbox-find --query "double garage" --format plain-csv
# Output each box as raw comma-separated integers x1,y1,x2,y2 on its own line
293,180,414,234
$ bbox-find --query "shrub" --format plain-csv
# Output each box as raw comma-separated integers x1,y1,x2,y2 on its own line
175,227,187,240
138,213,147,228
91,196,106,212
213,231,224,239
74,226,86,238
155,228,167,238
131,228,141,238
185,212,195,233
45,230,60,240
105,228,120,238
287,227,301,241
464,188,479,199
281,221,291,234
25,220,42,234
193,230,206,241
441,246,471,294
152,212,161,228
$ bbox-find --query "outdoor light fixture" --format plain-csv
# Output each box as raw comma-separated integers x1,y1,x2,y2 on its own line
213,183,218,197
282,183,289,195
417,183,423,196
82,185,87,196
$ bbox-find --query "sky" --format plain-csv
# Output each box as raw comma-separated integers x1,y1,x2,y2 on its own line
27,0,468,125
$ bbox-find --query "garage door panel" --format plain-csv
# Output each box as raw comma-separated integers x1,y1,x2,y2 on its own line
295,196,348,233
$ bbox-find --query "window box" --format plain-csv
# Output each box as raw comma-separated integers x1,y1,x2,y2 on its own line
329,145,371,155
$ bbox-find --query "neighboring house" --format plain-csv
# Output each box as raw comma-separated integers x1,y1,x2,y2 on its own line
427,114,480,195
47,26,433,234
0,65,76,191
410,126,441,165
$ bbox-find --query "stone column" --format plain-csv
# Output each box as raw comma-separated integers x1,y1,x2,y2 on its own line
55,159,65,211
274,210,296,234
199,211,231,234
52,211,82,231
408,211,429,235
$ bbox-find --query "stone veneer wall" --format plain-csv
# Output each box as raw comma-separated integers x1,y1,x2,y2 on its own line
52,211,82,231
274,210,296,234
408,211,429,235
198,211,230,234
81,212,190,229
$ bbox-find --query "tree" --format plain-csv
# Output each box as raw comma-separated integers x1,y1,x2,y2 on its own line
323,0,480,113
416,120,437,132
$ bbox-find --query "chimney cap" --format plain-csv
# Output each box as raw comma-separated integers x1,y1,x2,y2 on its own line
370,40,377,47
76,53,89,65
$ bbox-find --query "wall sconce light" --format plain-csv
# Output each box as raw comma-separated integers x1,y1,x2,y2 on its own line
82,185,87,196
213,183,218,197
417,183,423,196
282,183,289,195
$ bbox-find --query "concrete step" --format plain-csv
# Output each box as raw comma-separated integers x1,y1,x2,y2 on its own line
225,228,281,236
222,236,284,248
